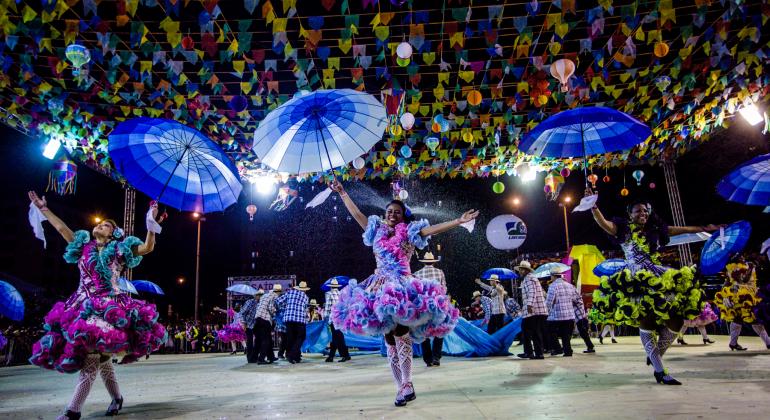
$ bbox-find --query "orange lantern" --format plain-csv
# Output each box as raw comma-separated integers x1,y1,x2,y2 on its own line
654,42,669,58
587,173,599,188
432,122,442,133
620,187,629,197
467,90,482,106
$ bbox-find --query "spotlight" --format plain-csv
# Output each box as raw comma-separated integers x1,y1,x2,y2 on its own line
739,102,763,126
43,138,61,159
512,197,521,206
93,216,102,223
254,175,276,194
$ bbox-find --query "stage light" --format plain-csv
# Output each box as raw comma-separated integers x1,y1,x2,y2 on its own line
43,138,61,159
739,102,763,126
521,169,537,183
254,174,276,194
563,196,572,203
177,277,185,284
192,212,200,219
93,216,102,223
512,197,521,206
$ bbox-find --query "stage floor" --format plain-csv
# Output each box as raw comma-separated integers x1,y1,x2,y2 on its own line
2,336,769,419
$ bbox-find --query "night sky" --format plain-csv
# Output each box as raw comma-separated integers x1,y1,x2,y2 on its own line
1,121,768,322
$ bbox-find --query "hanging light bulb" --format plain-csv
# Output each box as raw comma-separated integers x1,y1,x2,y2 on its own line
739,101,763,126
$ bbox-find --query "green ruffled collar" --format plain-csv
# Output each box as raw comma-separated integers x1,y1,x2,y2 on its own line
629,223,662,265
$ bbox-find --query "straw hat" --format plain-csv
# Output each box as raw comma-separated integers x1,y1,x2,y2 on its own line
486,274,500,283
294,281,310,291
308,299,319,307
419,251,441,263
472,290,481,298
328,279,342,288
514,260,533,272
272,284,283,292
551,265,569,276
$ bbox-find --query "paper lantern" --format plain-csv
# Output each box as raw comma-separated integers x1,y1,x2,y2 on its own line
65,44,90,74
649,182,656,189
398,189,409,200
431,122,442,133
632,170,645,186
401,165,411,175
246,204,257,221
602,175,611,183
396,57,410,67
386,155,396,165
400,145,412,158
462,131,474,143
587,173,599,188
425,136,440,152
396,42,413,59
620,188,630,196
493,181,505,194
654,42,669,58
181,35,194,50
400,112,415,130
467,90,482,106
352,157,366,169
550,58,575,92
390,124,403,136
560,168,571,177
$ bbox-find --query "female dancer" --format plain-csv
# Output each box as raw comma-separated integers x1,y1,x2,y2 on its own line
714,260,770,350
214,306,247,354
587,190,720,385
329,180,475,406
677,302,718,345
26,191,167,419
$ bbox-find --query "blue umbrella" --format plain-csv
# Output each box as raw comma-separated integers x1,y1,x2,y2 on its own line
519,107,650,183
480,268,518,281
252,89,387,174
0,280,24,321
700,221,752,275
109,118,242,213
226,284,258,295
117,278,138,294
592,259,628,277
533,262,571,278
717,153,770,206
131,280,165,295
321,276,351,292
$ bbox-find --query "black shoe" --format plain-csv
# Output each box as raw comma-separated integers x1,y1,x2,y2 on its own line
550,350,563,356
257,360,270,365
563,353,573,357
404,391,416,402
517,353,533,359
230,351,237,355
677,338,688,345
394,397,407,407
105,396,123,416
611,338,618,344
530,354,545,359
729,343,748,351
654,371,682,385
583,348,595,353
646,357,651,366
432,360,440,366
338,356,351,362
325,357,334,363
63,410,81,420
598,336,603,344
425,362,433,367
703,338,715,344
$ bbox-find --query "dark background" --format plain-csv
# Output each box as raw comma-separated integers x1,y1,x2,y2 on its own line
1,121,768,322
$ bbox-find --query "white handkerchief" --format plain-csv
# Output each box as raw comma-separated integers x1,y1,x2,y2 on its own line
460,219,476,233
572,194,598,213
29,203,48,248
306,187,333,209
146,207,162,234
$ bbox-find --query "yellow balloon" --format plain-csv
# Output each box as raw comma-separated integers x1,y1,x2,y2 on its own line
390,124,403,136
386,155,396,166
462,131,474,143
401,165,411,175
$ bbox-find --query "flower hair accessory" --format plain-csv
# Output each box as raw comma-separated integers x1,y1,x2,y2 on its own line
113,227,125,239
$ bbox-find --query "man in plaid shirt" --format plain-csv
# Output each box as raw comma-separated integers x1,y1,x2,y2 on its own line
414,252,446,366
545,267,583,357
517,261,547,359
323,279,350,362
239,289,264,363
275,281,310,364
255,284,281,364
475,276,507,334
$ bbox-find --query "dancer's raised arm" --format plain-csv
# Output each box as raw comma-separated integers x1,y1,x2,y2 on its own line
329,179,368,230
28,191,74,243
668,224,722,236
420,209,479,237
134,202,161,256
586,188,617,236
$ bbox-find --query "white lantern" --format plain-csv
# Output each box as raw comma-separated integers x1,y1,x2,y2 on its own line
400,112,415,130
352,157,366,169
398,189,409,200
549,58,575,92
396,42,413,59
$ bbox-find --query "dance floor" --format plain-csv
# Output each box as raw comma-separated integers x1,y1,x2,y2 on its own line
2,336,769,419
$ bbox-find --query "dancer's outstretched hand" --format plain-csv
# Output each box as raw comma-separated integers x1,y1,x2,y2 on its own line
28,191,47,209
328,178,345,194
150,201,167,223
701,224,724,232
584,187,595,198
458,209,479,223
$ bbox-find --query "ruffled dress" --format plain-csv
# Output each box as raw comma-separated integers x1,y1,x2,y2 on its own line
590,218,704,327
217,308,247,343
683,302,718,328
332,216,459,342
29,231,167,373
715,263,762,324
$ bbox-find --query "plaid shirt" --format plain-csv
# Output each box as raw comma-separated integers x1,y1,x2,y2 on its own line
480,296,492,324
324,289,341,324
521,274,548,317
545,278,582,321
275,289,309,324
256,291,279,321
478,282,505,314
504,297,521,317
239,298,259,329
413,265,446,287
573,295,587,320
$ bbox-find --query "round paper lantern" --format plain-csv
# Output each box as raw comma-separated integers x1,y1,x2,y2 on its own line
654,42,669,58
538,95,549,106
550,58,575,92
352,157,366,169
602,175,611,183
400,145,412,158
390,124,403,136
401,165,411,175
400,112,415,130
649,182,656,189
493,181,505,194
424,136,440,152
386,155,396,166
462,131,474,143
560,168,571,177
431,122,442,133
229,95,248,112
181,35,194,50
396,42,413,59
396,57,410,67
246,204,257,221
398,189,409,200
544,184,552,194
620,187,630,197
467,90,483,106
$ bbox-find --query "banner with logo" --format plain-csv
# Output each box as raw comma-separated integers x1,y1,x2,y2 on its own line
486,214,527,250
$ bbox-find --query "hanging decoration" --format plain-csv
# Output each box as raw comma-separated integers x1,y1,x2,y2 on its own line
587,173,599,189
46,156,77,196
246,204,257,221
64,44,90,76
492,181,505,194
632,170,645,186
544,171,565,201
549,59,575,92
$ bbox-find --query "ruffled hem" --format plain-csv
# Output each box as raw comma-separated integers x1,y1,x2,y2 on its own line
331,276,459,342
590,266,703,327
29,294,167,373
714,286,761,323
217,324,246,343
683,303,718,327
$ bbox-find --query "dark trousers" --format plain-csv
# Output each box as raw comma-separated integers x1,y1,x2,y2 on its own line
285,321,307,363
548,320,575,355
328,325,350,359
522,315,547,357
576,318,594,350
421,337,444,365
276,332,287,358
488,313,505,335
255,318,274,362
245,327,259,363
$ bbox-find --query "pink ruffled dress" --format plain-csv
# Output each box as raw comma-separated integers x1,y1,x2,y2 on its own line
29,230,167,373
331,216,459,342
683,302,719,328
217,308,247,343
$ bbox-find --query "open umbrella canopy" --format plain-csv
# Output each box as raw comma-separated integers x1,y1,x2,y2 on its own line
717,153,770,206
226,284,258,295
533,262,571,278
131,280,165,295
592,259,628,277
252,89,387,174
667,232,712,246
700,221,752,275
0,280,24,321
480,268,518,281
117,278,138,295
519,107,651,159
109,118,242,214
321,276,352,292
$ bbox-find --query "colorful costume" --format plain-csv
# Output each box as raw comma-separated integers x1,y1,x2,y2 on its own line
29,230,166,372
217,308,247,344
714,263,770,349
332,215,458,404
